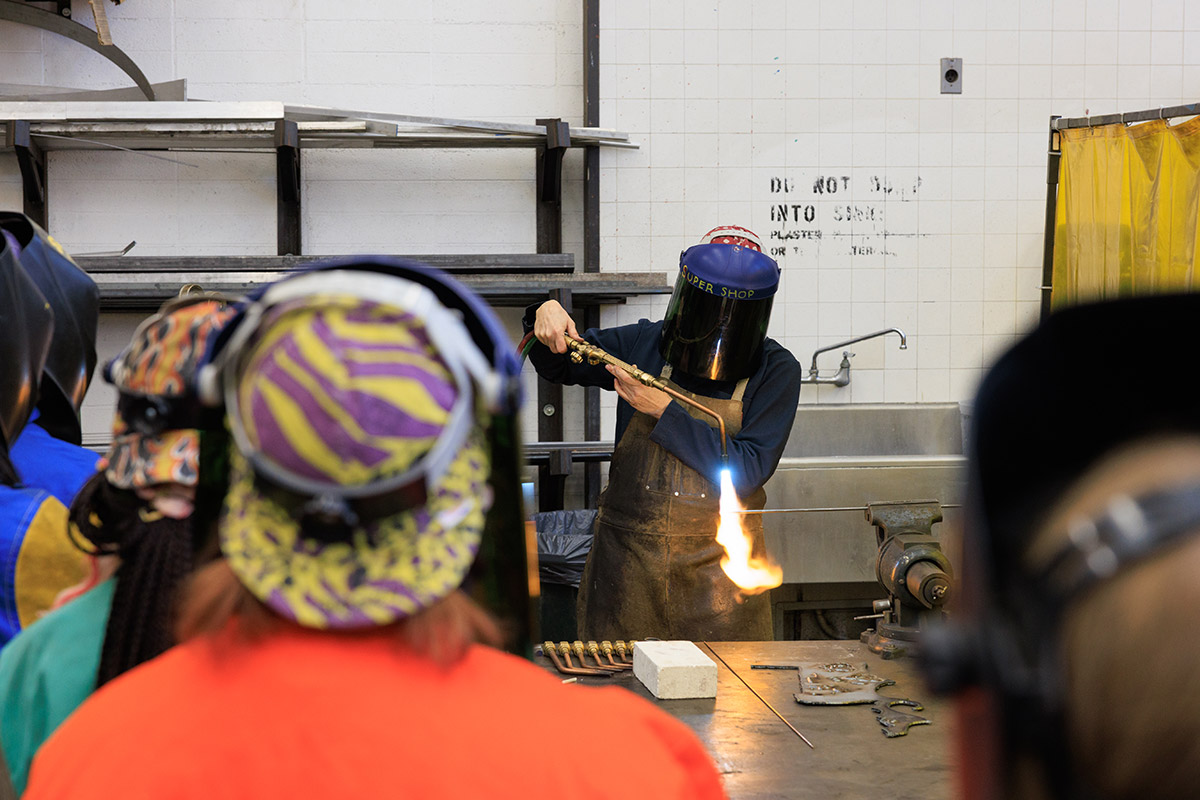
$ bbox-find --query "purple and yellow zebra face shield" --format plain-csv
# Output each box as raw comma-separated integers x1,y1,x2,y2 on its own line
218,296,491,630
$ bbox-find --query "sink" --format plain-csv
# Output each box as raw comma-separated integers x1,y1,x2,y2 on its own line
779,402,965,457
762,404,967,585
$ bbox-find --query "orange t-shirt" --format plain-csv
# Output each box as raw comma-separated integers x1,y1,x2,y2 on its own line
25,624,727,799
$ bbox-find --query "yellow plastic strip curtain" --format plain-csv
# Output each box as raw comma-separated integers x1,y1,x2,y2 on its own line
1051,116,1200,309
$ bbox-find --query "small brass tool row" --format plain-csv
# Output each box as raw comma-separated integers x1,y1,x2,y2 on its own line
540,640,638,676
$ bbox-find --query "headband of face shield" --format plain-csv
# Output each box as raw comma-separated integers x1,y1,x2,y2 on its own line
659,242,779,381
103,294,231,438
198,259,522,539
919,292,1200,800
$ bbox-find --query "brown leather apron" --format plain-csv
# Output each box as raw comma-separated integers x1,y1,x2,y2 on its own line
577,367,773,642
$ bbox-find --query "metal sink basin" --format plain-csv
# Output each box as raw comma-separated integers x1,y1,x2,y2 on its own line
778,402,965,458
762,404,967,585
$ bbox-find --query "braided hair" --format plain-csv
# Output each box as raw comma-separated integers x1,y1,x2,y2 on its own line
70,472,198,687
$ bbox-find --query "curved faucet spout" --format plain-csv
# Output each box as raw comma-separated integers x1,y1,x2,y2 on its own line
806,328,908,379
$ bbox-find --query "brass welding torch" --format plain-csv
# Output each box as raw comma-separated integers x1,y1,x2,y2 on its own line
563,335,729,461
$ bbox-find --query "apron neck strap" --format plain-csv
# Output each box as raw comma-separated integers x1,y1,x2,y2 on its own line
660,364,750,402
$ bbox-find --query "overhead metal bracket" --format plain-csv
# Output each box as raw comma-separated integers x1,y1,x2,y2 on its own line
0,0,156,101
535,118,569,254
22,0,70,18
536,118,571,203
5,120,47,229
274,120,301,256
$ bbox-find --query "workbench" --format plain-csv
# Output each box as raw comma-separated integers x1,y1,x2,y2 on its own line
542,640,954,800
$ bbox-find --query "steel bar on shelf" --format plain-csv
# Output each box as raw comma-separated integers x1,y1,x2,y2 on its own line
0,3,155,100
0,102,640,151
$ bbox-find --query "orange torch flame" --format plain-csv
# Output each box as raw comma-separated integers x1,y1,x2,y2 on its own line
716,469,783,594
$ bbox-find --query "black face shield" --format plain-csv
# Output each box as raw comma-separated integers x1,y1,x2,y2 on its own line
0,234,54,486
0,213,99,445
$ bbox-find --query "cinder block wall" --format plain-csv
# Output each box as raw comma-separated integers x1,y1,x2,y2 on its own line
2,0,1198,453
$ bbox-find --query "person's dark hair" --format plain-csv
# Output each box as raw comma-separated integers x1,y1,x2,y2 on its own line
69,473,200,686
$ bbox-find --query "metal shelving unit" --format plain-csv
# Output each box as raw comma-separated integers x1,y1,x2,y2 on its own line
1,94,659,509
0,101,667,313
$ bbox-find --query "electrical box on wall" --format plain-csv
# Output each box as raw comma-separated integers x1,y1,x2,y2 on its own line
941,58,962,94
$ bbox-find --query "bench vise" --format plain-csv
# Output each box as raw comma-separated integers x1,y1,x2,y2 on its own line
860,500,954,659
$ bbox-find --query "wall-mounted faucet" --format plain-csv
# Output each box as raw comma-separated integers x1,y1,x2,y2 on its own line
803,328,908,387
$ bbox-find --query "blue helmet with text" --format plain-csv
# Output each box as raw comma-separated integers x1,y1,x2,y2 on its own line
659,225,780,381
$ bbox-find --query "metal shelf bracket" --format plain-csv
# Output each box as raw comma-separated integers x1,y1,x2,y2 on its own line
5,120,47,228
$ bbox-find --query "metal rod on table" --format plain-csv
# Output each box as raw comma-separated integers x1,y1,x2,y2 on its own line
737,504,962,514
565,336,728,460
701,643,815,749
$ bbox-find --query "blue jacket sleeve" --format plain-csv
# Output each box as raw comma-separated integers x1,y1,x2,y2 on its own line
9,424,99,508
648,344,801,496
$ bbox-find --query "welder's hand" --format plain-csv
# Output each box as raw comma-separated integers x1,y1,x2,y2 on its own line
608,365,671,418
533,300,580,354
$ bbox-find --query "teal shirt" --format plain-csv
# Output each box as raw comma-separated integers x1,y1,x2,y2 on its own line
0,579,114,795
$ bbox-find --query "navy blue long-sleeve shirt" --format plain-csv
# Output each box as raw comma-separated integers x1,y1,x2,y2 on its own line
524,309,801,495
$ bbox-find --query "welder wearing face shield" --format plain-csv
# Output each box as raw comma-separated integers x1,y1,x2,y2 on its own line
525,226,801,642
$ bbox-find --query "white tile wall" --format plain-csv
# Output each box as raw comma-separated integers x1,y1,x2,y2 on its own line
602,0,1200,406
0,158,21,211
79,314,149,445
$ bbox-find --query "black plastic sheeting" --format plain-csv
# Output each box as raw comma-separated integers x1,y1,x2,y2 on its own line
533,509,596,588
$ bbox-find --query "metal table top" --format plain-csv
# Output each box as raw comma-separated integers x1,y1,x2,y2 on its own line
543,640,954,800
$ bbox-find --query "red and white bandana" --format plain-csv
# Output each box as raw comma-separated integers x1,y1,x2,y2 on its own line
699,225,763,252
